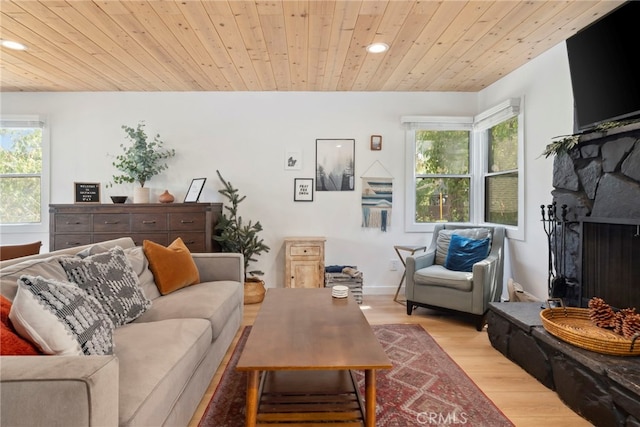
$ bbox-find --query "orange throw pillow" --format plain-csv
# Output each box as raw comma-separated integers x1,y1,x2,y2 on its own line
143,238,200,295
1,295,42,355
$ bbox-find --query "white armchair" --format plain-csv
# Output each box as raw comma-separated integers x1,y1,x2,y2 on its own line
405,224,505,330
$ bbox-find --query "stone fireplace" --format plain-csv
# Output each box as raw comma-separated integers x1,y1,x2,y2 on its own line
550,121,640,308
487,123,640,427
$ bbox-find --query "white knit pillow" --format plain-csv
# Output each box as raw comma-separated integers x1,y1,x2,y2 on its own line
9,275,115,356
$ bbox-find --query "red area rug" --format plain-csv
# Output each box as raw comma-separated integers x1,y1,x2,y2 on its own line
198,324,513,426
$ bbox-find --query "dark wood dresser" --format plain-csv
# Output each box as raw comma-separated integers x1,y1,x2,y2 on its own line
49,203,222,252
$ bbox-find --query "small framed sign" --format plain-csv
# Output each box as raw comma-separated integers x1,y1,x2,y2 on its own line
184,178,206,203
74,182,101,204
294,178,314,202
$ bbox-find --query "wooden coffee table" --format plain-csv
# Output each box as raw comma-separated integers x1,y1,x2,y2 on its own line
236,288,392,427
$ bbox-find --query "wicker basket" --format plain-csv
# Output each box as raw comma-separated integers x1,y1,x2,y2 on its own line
244,279,266,304
540,300,640,356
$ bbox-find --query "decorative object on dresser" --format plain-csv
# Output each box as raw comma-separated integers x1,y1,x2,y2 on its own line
110,196,127,204
74,182,101,204
284,237,325,288
184,178,206,203
49,203,221,252
108,121,175,203
158,190,175,203
214,170,270,303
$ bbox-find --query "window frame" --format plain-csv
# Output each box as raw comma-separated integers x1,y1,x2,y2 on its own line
403,98,524,240
0,115,50,234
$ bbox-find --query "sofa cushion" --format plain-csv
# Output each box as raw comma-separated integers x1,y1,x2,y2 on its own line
435,228,491,265
414,265,473,291
9,275,115,355
143,238,200,295
134,280,242,340
0,295,41,355
0,255,69,301
444,234,491,272
114,318,211,426
59,246,151,327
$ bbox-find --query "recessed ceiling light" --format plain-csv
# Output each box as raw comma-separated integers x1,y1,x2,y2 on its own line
366,42,389,54
1,40,27,51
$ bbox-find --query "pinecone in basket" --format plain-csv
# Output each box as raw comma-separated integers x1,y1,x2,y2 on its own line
622,313,640,339
614,308,637,335
588,297,616,329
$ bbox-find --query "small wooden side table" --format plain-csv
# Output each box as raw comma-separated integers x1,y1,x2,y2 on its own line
393,245,427,303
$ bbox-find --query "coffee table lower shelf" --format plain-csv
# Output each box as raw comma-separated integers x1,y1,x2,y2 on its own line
255,370,365,426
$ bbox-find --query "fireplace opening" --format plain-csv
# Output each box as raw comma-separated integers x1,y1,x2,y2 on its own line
580,217,640,309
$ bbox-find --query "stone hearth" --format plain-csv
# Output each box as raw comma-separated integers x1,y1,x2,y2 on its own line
488,302,640,427
550,121,640,307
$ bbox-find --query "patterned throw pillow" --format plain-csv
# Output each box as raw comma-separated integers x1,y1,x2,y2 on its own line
9,275,114,355
59,246,151,327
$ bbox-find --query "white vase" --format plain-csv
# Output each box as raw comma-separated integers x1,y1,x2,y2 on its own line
133,187,150,204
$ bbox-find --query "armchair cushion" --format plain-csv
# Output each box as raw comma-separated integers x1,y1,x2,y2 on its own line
414,265,473,291
444,234,490,272
435,228,491,265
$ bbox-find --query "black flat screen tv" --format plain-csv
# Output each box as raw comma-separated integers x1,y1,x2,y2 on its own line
566,1,640,133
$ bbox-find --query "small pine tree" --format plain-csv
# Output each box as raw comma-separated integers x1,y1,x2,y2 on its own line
214,170,270,281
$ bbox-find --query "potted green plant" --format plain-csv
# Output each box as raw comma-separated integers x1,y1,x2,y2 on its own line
214,170,270,304
109,121,175,203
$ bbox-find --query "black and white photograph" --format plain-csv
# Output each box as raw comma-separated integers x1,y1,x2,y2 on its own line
315,139,355,191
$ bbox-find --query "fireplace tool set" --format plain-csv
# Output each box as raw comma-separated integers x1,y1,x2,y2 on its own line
541,202,568,300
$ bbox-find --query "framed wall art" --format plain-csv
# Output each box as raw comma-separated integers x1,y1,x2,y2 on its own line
285,150,302,170
315,138,355,191
370,135,382,151
184,178,206,202
294,178,314,202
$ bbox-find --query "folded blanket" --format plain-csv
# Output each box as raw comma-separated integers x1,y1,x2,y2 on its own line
325,265,354,273
341,267,362,278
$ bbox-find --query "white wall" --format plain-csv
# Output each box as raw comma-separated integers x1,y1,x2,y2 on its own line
1,42,575,298
477,42,575,299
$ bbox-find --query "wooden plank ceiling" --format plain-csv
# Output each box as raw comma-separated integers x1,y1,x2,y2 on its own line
0,0,624,92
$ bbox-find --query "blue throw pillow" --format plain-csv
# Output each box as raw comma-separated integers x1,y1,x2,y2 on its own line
444,234,491,272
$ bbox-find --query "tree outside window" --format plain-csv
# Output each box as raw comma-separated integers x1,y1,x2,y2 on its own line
485,116,518,226
405,99,521,234
0,127,43,224
414,130,470,223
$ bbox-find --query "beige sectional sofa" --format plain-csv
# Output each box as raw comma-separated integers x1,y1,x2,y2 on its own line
0,237,244,427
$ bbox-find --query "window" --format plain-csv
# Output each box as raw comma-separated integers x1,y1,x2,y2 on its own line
485,116,518,225
403,99,523,238
0,117,48,232
414,130,471,223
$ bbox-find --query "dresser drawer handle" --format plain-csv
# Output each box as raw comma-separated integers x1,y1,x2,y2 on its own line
65,241,82,246
183,240,195,244
142,220,156,224
65,221,82,225
180,220,195,224
103,221,119,224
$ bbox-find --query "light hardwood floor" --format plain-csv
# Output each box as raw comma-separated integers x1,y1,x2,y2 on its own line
188,295,593,427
